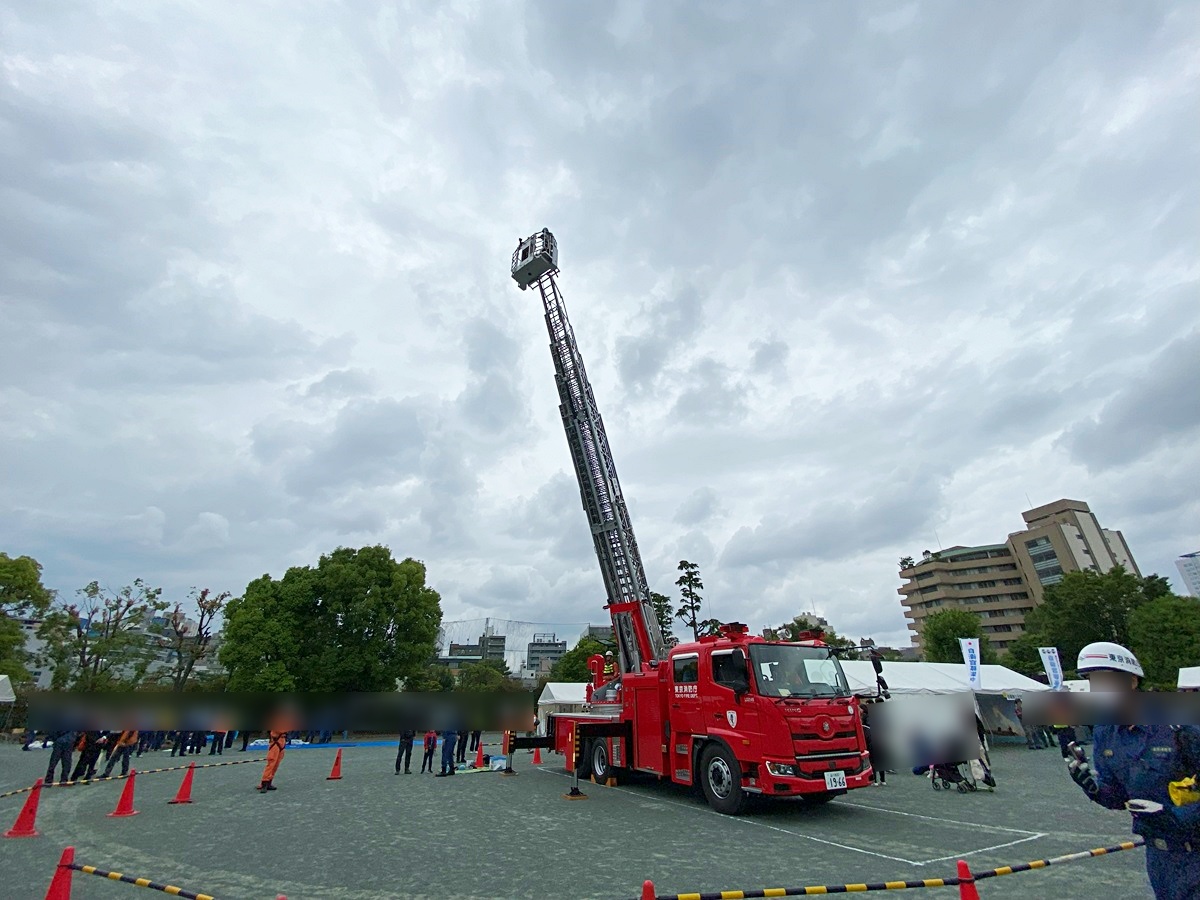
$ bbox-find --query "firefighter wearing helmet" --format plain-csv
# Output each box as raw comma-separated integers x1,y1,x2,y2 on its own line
1066,641,1200,899
603,651,617,680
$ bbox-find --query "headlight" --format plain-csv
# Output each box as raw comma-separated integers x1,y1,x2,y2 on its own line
765,761,798,777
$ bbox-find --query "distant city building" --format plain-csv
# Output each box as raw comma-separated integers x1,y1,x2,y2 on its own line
527,633,567,672
581,624,613,643
1177,551,1200,597
899,499,1140,653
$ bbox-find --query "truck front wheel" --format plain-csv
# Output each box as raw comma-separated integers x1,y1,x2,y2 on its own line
699,743,748,815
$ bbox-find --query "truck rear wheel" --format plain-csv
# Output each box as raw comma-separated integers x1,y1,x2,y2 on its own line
591,740,611,782
699,743,748,815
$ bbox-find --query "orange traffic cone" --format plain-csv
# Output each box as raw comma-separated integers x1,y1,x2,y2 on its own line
956,860,980,900
4,778,44,838
107,770,139,818
43,846,75,899
168,763,195,804
326,749,343,780
532,747,543,765
473,741,485,769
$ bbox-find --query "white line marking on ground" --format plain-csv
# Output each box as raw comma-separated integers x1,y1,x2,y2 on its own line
538,768,923,866
840,799,1042,836
917,834,1046,866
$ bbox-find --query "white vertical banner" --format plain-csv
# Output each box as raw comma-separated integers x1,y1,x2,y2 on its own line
959,637,983,691
1039,647,1064,690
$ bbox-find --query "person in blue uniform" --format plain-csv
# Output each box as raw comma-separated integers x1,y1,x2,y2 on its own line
436,729,457,776
1066,641,1200,900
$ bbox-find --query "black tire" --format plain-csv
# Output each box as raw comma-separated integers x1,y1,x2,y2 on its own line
698,743,748,815
591,739,610,782
957,782,968,793
932,778,942,791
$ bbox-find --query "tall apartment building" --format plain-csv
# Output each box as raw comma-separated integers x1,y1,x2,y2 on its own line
527,633,567,672
1176,551,1200,597
899,499,1140,653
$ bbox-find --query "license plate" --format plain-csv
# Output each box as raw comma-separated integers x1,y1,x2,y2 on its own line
824,770,847,791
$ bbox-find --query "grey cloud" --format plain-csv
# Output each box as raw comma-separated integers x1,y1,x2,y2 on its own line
671,358,748,425
305,369,375,400
281,398,428,498
750,339,789,376
1061,330,1200,469
2,2,1197,653
674,487,721,527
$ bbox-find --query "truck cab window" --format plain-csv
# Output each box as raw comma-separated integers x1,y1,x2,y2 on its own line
673,655,698,683
711,650,748,689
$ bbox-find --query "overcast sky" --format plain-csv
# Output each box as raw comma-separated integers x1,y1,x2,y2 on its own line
2,2,1198,649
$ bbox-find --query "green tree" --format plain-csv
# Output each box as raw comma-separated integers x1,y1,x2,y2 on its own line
220,546,442,692
899,556,915,570
1021,566,1154,674
0,553,55,682
1000,632,1044,677
1128,595,1200,689
674,560,706,641
457,658,523,692
548,636,606,682
152,588,231,692
37,580,169,690
404,664,455,692
649,591,674,643
920,608,997,665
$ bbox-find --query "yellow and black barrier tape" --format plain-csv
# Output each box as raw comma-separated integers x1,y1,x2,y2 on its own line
634,838,1146,899
68,862,217,900
0,757,267,801
973,838,1145,881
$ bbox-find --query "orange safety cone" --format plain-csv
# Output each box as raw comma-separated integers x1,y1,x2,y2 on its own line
168,763,195,804
532,746,543,765
956,860,981,900
473,741,485,769
640,879,655,900
4,778,44,838
107,770,139,818
43,846,75,900
327,749,343,780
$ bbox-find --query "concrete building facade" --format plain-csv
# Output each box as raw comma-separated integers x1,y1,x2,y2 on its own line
899,499,1140,653
1176,551,1200,597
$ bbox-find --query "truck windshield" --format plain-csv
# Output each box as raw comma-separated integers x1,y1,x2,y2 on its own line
749,644,851,699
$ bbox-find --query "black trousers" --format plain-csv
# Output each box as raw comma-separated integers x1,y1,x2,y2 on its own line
46,746,72,783
396,739,413,772
421,748,435,772
469,731,481,751
209,732,224,755
455,732,468,762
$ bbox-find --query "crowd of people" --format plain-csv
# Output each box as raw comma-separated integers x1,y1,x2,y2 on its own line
393,729,484,776
23,728,277,784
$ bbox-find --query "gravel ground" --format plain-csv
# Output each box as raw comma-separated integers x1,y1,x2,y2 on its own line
0,739,1152,899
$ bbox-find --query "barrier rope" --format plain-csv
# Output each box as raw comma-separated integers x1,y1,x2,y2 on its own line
0,757,267,800
634,838,1146,899
66,862,217,900
973,838,1145,882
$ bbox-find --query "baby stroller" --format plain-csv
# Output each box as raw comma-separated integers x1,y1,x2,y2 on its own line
929,761,976,792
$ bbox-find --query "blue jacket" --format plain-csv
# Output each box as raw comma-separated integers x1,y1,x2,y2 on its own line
1091,724,1200,841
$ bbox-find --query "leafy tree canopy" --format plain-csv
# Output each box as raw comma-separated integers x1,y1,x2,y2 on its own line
547,636,607,682
220,546,442,692
920,608,997,665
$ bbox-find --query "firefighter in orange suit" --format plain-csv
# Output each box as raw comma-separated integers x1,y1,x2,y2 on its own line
258,730,287,793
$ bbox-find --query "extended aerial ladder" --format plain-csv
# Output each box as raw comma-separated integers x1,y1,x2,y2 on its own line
511,229,667,676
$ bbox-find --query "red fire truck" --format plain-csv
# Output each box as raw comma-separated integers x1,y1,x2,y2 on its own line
511,229,879,814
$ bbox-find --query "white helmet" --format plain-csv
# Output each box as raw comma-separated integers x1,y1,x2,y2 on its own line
1077,641,1144,678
